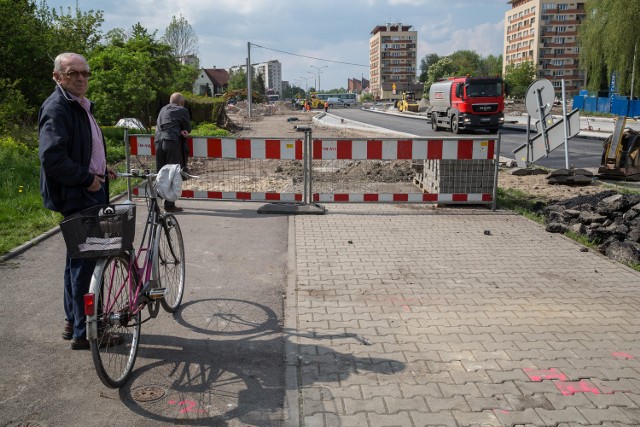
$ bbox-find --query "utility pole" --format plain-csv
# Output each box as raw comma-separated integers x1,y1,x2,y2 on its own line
310,65,328,91
247,42,252,119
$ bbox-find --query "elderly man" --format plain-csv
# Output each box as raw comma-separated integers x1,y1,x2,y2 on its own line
39,52,120,350
155,92,191,212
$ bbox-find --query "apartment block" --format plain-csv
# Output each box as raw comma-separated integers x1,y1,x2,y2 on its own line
503,0,587,95
230,60,283,95
369,23,420,100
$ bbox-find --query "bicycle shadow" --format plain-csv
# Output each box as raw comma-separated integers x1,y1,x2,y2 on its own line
117,297,405,426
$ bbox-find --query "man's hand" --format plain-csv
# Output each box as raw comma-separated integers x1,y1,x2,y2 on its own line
87,175,105,192
107,167,117,180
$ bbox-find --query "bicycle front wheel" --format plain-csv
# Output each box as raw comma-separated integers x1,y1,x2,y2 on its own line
90,254,141,388
155,214,185,313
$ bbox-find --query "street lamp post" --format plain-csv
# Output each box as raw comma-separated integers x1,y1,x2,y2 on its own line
310,65,328,91
299,76,313,95
308,71,317,91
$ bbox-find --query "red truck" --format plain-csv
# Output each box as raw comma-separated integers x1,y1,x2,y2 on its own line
428,76,505,134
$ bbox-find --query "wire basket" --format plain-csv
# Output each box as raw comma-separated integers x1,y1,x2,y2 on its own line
59,204,136,258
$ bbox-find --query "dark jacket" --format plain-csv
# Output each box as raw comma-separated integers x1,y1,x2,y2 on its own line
155,103,191,142
39,85,109,215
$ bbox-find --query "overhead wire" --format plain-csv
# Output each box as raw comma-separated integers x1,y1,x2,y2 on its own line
250,43,368,68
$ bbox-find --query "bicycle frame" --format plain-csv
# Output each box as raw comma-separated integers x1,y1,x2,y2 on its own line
85,172,164,339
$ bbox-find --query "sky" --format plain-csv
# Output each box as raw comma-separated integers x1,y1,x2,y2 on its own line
43,0,510,92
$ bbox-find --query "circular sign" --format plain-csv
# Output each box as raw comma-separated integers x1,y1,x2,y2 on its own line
525,79,555,118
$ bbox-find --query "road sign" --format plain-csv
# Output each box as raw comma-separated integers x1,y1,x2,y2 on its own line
525,79,555,118
513,108,580,167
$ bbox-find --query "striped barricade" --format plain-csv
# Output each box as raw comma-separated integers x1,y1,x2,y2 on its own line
126,135,498,206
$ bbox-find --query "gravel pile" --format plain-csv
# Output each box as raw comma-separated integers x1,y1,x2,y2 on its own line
543,190,640,265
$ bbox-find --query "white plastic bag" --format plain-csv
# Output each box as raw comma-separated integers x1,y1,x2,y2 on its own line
156,164,183,202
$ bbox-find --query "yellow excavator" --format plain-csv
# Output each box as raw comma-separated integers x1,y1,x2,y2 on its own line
395,91,419,113
598,116,640,181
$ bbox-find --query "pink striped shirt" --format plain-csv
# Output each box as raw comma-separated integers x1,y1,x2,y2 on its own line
72,94,106,176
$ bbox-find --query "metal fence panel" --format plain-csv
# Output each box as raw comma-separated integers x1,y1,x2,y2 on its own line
126,134,499,206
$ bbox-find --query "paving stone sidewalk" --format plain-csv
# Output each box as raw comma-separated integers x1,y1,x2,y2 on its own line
287,204,640,427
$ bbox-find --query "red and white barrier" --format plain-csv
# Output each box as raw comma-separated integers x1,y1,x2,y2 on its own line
127,135,497,204
129,136,494,161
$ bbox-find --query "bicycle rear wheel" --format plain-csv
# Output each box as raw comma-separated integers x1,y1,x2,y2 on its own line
155,214,185,313
90,254,141,388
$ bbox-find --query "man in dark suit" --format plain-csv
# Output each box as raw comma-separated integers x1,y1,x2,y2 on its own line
155,92,191,212
39,52,119,350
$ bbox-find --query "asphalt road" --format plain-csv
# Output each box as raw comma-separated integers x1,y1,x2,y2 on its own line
0,199,289,426
329,108,605,170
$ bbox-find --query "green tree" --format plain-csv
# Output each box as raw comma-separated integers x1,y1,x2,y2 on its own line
88,23,183,126
49,3,104,55
504,61,536,98
428,57,457,84
255,73,266,97
0,0,54,108
449,50,482,76
360,92,374,102
227,69,247,91
0,79,34,132
424,57,457,96
480,54,503,77
162,14,199,60
419,53,440,82
580,0,640,96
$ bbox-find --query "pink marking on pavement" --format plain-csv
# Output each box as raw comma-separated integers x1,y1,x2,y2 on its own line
612,351,634,359
523,368,568,382
554,380,602,396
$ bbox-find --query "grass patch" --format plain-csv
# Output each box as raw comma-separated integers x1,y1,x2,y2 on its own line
496,187,547,224
0,129,132,257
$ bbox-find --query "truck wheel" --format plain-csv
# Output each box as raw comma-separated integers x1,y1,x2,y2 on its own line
451,115,460,134
431,114,439,131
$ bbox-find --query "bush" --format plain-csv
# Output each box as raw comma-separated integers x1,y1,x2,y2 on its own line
0,79,35,133
184,93,228,126
190,122,230,137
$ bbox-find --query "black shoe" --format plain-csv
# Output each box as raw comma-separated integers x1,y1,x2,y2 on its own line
164,206,184,213
70,337,90,350
62,321,73,341
71,332,123,350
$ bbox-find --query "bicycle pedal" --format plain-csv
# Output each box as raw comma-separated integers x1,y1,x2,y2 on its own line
148,288,166,300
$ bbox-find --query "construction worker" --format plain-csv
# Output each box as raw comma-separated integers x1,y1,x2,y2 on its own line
324,101,329,112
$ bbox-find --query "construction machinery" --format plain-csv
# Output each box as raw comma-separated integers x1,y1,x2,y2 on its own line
395,91,420,113
307,92,326,109
598,116,640,181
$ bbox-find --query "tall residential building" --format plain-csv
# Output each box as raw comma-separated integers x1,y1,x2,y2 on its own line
369,23,419,100
230,60,283,95
503,0,587,95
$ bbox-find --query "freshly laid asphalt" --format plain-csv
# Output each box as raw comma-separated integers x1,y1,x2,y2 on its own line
2,115,640,426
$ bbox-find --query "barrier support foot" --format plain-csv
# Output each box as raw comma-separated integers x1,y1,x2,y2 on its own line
257,202,326,215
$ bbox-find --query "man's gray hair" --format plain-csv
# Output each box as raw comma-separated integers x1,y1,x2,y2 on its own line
170,92,185,105
53,52,88,72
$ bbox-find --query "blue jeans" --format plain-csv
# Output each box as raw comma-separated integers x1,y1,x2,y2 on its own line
63,185,107,340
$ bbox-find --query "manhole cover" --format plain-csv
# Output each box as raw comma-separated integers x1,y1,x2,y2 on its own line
131,385,166,402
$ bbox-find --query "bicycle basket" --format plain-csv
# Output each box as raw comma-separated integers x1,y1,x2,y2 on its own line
59,204,136,258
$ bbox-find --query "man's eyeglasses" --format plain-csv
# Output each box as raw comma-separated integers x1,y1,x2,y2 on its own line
63,70,92,79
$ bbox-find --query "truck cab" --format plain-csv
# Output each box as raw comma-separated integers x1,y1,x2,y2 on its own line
429,76,505,134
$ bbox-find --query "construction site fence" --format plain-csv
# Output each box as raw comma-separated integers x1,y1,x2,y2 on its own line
124,130,501,210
